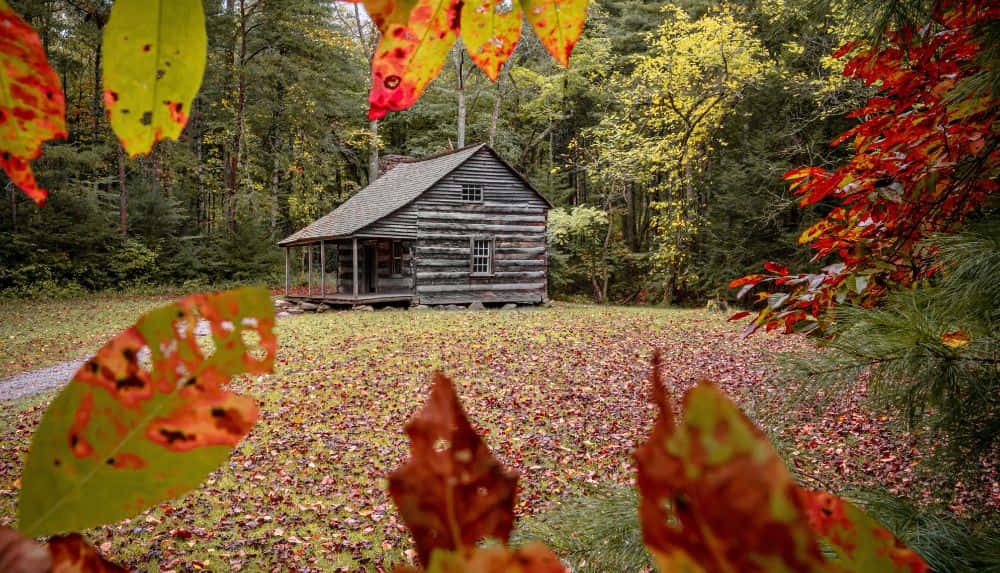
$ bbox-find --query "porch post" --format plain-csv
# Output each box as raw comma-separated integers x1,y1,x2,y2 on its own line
284,247,289,297
307,244,313,296
320,240,326,296
352,237,359,298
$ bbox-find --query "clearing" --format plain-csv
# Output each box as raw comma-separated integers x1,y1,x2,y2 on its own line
0,299,988,571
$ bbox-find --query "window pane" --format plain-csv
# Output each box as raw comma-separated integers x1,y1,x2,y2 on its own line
462,183,483,201
472,239,491,273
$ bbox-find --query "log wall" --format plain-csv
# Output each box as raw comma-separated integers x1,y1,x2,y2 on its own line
412,149,549,305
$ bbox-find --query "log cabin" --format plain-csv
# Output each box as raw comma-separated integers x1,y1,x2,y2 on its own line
277,144,551,307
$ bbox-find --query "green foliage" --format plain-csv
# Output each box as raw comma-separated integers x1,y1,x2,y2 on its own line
851,490,1000,573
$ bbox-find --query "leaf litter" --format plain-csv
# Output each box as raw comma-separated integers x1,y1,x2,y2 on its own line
0,302,996,571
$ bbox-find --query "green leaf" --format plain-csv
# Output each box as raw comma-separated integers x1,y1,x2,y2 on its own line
17,287,275,538
0,0,67,204
102,0,207,156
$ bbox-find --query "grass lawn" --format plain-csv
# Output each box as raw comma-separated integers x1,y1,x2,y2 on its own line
0,298,991,571
0,294,173,379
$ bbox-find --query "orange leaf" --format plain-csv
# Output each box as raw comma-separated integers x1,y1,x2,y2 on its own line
364,0,461,120
798,490,928,573
634,363,828,572
48,533,128,573
461,0,523,81
521,0,588,67
939,329,971,348
0,0,68,205
388,372,518,565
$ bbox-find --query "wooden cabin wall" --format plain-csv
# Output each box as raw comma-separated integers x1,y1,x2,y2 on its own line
414,149,548,305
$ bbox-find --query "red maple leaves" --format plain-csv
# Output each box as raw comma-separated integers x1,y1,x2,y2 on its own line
731,0,1000,335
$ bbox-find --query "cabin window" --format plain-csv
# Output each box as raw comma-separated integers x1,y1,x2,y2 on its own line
391,241,404,275
461,182,484,202
471,238,493,274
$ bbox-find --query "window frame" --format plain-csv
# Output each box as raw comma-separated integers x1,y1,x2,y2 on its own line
460,182,484,202
470,236,494,276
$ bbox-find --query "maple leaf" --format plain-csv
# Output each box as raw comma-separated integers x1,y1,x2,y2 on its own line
634,354,829,572
17,287,276,537
461,0,523,81
388,372,519,565
0,0,68,205
102,0,207,156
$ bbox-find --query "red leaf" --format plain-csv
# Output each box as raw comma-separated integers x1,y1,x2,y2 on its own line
461,0,523,81
764,261,789,276
364,0,461,120
727,311,751,322
727,274,765,289
388,372,519,565
0,0,68,205
0,526,51,573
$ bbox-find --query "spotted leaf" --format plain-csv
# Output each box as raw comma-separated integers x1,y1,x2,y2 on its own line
0,0,67,205
48,534,128,573
461,0,523,81
388,372,519,565
521,0,587,67
634,355,828,572
17,287,275,538
102,0,206,156
364,0,461,120
798,490,927,573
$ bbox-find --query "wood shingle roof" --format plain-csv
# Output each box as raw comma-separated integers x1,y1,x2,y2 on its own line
277,144,486,246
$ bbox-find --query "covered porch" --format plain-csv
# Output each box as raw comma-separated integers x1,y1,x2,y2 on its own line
282,237,416,306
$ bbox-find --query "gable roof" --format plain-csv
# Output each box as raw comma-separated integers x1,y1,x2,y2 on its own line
278,144,549,246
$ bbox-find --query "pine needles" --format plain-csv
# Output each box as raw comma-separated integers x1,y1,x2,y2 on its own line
511,488,651,572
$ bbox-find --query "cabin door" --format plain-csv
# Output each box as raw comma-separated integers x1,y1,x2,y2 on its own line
363,244,377,293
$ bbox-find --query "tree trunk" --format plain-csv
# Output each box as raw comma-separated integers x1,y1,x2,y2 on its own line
454,45,467,148
368,119,379,181
488,67,506,148
118,144,127,237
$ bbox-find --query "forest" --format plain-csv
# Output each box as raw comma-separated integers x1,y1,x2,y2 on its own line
3,0,863,302
0,0,998,571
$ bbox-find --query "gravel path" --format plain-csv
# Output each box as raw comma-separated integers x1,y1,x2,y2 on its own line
0,319,217,402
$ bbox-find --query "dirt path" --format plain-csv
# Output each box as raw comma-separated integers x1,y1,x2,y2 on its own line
0,319,219,402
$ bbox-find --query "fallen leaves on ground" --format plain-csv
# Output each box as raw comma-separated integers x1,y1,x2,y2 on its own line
0,302,995,571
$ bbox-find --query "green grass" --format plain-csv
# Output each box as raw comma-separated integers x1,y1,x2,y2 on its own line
0,297,983,571
0,294,172,378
